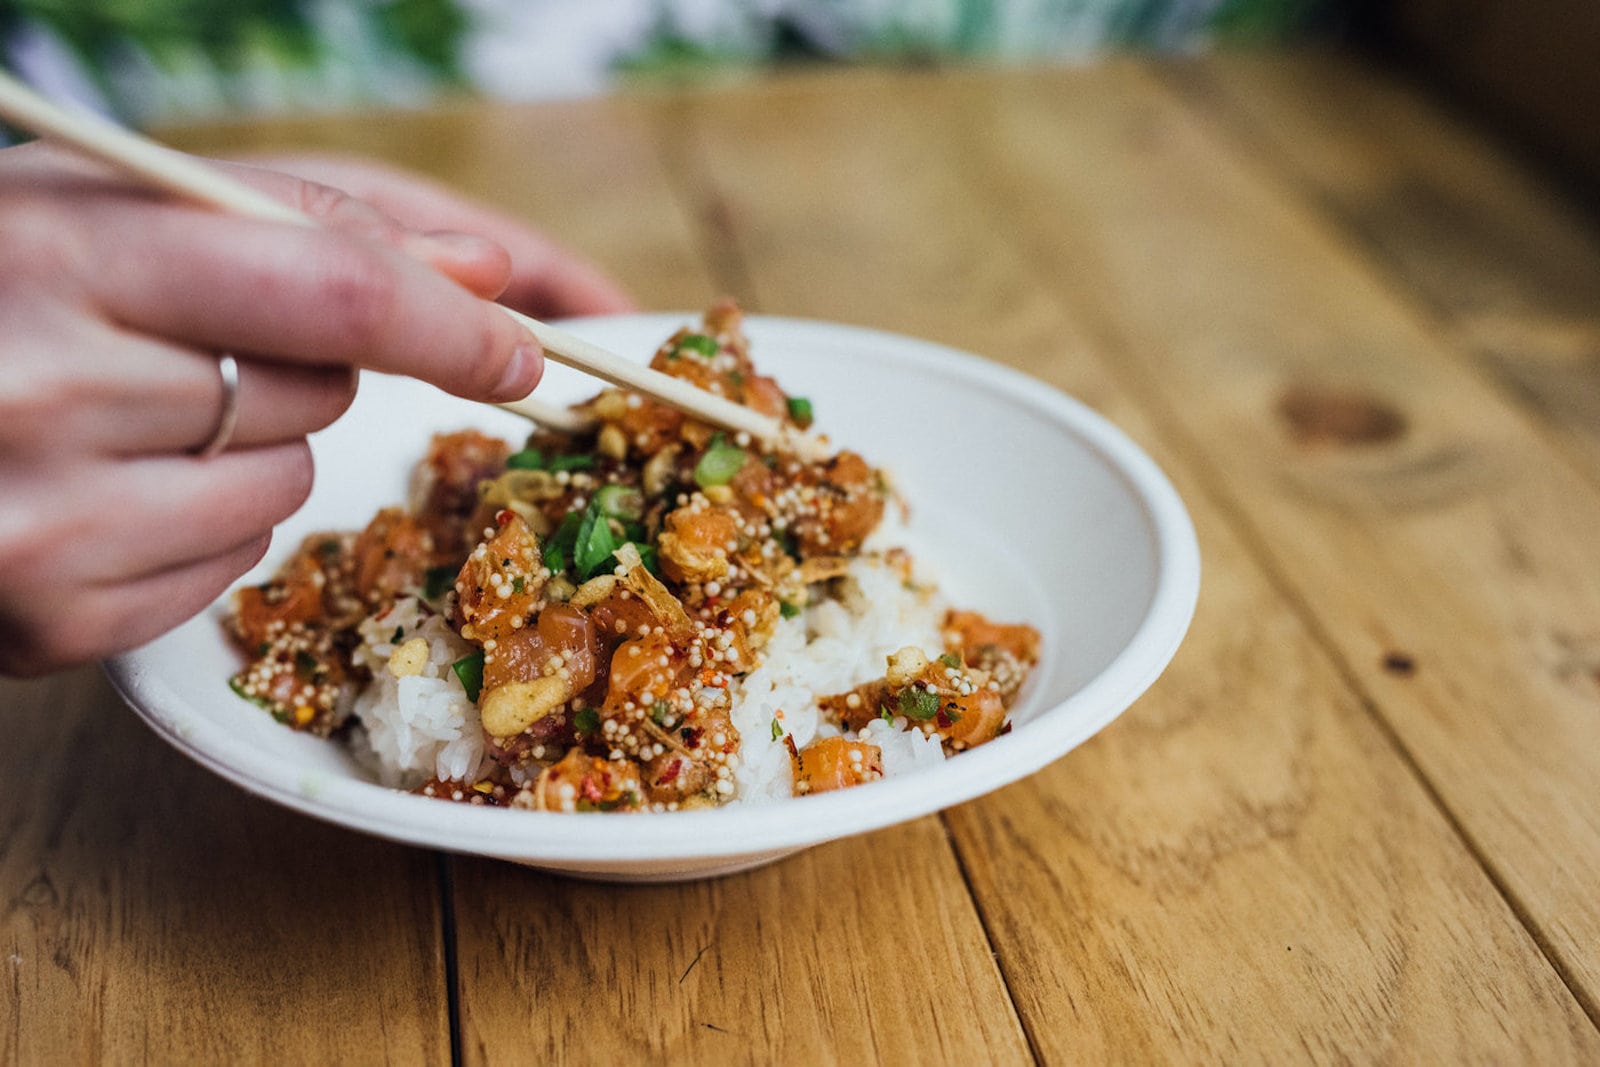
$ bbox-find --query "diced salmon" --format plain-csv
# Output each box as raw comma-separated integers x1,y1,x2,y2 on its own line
790,737,883,796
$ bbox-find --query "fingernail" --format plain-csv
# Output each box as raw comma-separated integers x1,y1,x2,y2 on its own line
404,229,500,269
492,342,543,401
417,229,498,257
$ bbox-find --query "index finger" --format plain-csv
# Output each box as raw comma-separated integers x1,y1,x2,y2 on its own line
74,196,543,402
236,153,637,317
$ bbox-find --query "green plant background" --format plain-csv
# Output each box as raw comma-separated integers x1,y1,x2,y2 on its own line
3,1,1325,126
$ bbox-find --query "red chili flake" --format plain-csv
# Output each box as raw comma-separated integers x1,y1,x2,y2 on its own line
658,757,683,783
935,711,953,729
495,508,515,526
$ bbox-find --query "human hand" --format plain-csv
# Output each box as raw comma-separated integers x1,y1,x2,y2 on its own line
238,152,635,318
0,142,630,674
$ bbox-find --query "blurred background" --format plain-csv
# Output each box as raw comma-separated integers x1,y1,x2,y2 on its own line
5,0,1328,125
2,0,1594,193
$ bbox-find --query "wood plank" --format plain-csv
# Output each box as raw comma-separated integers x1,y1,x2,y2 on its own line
1382,0,1600,186
1,671,449,1064
661,65,1600,1058
452,821,1031,1064
878,58,1600,1022
1164,51,1600,482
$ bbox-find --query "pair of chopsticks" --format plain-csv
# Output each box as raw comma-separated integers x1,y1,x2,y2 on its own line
0,69,823,459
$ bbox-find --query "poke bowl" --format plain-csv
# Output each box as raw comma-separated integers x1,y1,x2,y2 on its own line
106,311,1199,881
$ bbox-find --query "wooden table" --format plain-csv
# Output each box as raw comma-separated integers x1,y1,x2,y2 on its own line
6,52,1600,1063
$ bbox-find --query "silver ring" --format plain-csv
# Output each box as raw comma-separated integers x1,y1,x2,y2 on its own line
195,354,241,459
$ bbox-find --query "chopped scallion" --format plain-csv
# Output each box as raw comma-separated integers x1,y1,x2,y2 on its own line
423,565,457,600
543,510,584,574
451,652,485,702
898,686,940,721
694,435,746,488
595,484,644,521
506,448,545,470
786,396,813,427
676,333,719,358
573,502,620,579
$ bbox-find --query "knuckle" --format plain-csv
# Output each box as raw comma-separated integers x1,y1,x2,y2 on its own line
312,242,401,355
465,312,518,396
0,359,93,452
294,179,354,223
0,377,64,448
295,179,398,243
0,200,71,279
0,497,89,592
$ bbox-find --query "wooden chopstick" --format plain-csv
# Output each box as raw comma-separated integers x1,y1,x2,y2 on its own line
0,70,823,457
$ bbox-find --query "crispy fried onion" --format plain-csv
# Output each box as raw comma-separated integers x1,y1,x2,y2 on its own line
614,543,695,644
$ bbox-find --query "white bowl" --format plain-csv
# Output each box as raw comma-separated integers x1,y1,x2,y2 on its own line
106,314,1199,882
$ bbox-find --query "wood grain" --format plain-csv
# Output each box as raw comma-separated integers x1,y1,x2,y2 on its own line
0,670,449,1064
1164,51,1600,485
15,56,1600,1062
658,65,1600,1059
452,821,1030,1065
900,59,1600,1022
1382,0,1600,186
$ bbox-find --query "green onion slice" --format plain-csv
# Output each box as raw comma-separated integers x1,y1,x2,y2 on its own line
786,396,814,427
676,333,719,358
897,686,940,721
573,503,620,579
694,436,746,488
452,652,485,703
595,484,644,521
506,448,545,470
423,565,457,600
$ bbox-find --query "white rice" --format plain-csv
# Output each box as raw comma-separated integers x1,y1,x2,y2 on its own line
347,534,954,802
727,551,950,803
348,597,485,789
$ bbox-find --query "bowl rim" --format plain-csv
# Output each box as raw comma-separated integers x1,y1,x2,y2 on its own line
105,313,1200,862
